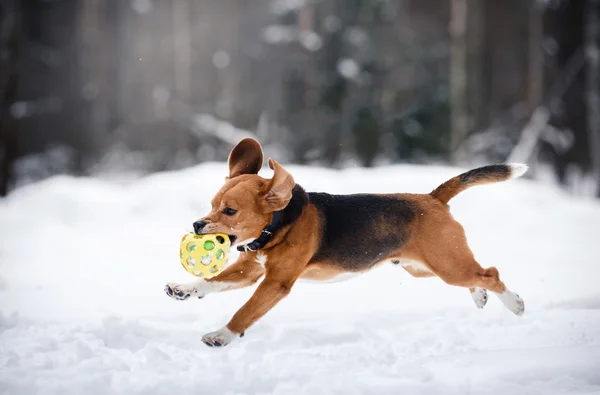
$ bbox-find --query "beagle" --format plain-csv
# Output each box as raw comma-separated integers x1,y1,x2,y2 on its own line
165,138,527,347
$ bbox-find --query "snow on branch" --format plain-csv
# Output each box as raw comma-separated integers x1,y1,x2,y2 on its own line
508,47,585,165
507,107,550,163
190,114,257,146
168,98,257,146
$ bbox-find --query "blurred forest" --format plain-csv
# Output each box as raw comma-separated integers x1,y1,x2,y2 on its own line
1,0,599,197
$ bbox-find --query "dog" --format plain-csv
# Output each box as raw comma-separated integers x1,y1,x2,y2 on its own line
165,138,527,347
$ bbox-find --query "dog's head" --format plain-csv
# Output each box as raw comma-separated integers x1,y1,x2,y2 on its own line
193,138,295,245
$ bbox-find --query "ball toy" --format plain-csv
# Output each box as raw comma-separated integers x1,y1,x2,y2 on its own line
180,233,231,277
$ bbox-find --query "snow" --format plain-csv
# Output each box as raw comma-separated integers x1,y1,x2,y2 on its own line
212,51,231,69
299,31,323,52
1,163,600,395
338,58,360,79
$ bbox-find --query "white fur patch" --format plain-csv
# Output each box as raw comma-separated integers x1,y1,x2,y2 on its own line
255,252,268,266
196,280,232,294
321,272,359,283
495,289,525,316
396,259,432,274
508,163,529,179
471,287,488,309
165,279,232,299
299,272,359,284
202,326,239,347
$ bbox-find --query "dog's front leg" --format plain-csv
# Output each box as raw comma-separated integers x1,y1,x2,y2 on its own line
201,272,299,347
164,255,264,301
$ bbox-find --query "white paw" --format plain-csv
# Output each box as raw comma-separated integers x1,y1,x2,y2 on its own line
164,282,204,301
496,290,525,316
201,327,241,347
471,287,488,309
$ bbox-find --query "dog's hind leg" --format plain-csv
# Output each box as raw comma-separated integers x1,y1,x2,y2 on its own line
435,262,524,316
413,211,524,316
470,287,488,308
479,266,525,316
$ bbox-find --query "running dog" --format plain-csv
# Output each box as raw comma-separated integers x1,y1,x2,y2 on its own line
165,138,526,347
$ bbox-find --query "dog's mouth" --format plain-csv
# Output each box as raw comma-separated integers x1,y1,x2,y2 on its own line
193,225,237,245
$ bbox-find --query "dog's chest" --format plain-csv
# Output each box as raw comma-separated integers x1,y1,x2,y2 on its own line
254,252,268,266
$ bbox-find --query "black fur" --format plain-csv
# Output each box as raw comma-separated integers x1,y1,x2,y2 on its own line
458,164,511,184
308,193,417,270
279,184,309,228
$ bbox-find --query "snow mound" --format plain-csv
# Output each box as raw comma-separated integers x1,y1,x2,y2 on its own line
1,163,599,395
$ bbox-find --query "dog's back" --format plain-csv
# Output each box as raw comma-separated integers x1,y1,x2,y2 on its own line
308,192,417,270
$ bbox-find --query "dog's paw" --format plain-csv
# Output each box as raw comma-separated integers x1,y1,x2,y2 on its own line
471,287,488,309
509,293,525,316
496,290,525,316
164,283,204,301
201,327,240,347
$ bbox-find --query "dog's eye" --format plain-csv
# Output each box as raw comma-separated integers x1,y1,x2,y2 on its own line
222,208,237,216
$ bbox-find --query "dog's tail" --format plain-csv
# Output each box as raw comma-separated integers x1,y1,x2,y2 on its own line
430,163,528,204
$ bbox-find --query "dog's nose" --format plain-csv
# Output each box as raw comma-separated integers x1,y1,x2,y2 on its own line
193,221,208,234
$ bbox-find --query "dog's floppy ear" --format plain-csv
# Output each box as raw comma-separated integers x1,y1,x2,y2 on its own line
260,159,295,212
228,138,263,179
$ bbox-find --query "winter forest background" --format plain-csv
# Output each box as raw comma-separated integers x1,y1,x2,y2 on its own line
1,0,599,197
2,2,600,393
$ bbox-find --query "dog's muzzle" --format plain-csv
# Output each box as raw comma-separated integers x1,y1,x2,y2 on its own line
193,221,207,235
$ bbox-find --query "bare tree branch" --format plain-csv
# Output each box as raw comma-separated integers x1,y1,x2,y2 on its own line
507,48,586,165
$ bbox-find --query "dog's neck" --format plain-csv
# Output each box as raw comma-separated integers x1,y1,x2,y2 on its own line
237,184,308,252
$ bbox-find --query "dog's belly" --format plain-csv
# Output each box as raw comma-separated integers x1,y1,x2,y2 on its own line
300,259,390,283
300,264,360,283
393,258,434,277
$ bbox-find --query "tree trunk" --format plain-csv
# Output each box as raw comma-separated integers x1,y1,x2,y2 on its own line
586,0,600,196
466,0,483,134
172,0,191,103
320,0,346,166
449,0,468,163
79,0,112,167
0,0,21,196
542,0,588,185
528,1,544,113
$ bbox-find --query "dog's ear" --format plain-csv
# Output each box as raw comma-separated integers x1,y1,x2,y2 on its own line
260,159,295,212
228,138,264,179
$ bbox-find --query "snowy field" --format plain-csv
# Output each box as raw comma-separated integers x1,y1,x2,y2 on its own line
1,163,599,395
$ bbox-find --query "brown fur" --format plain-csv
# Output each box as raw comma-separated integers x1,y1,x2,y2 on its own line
178,138,524,341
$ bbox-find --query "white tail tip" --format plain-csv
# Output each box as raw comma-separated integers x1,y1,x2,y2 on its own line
508,163,529,179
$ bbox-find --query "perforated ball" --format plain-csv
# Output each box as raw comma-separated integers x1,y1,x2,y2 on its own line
179,233,231,277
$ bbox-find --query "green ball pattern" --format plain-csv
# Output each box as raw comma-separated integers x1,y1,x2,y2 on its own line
204,240,215,251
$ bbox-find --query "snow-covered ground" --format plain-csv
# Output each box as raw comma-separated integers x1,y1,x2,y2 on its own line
1,163,599,395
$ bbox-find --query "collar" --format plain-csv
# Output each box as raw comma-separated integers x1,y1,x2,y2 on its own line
237,211,282,253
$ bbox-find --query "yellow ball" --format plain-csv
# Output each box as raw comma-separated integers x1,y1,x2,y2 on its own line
179,233,230,278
